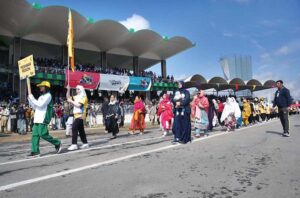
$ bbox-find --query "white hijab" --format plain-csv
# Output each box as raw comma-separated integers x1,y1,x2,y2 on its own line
221,97,241,122
76,85,86,100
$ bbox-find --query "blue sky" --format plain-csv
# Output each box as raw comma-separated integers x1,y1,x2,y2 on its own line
27,0,300,99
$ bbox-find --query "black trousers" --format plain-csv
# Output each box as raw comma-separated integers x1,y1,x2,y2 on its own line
279,108,290,133
260,113,266,121
72,118,88,144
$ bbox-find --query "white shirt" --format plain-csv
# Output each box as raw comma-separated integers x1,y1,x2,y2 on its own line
28,93,52,124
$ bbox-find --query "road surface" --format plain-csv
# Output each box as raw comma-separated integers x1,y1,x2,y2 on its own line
0,115,299,198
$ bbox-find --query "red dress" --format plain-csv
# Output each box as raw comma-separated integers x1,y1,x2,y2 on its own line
157,96,173,130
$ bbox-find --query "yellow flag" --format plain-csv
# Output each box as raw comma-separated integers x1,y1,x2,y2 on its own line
67,9,75,72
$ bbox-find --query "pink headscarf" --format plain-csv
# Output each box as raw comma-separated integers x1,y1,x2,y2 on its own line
133,97,145,112
192,90,209,117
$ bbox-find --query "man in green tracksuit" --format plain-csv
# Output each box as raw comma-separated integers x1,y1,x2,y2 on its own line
28,81,62,157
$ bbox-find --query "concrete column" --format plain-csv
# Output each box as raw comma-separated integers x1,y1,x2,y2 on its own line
13,37,27,103
133,56,139,76
161,60,166,78
100,51,107,69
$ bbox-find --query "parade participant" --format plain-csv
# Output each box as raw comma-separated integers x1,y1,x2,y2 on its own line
17,104,26,135
119,101,125,128
221,97,241,132
207,96,216,131
242,98,251,126
273,80,292,137
248,99,254,125
252,98,260,123
191,90,209,138
66,85,89,150
217,99,224,125
129,96,146,135
105,95,121,139
27,81,62,157
172,81,191,144
1,106,10,133
10,105,18,133
232,98,242,128
101,97,109,133
148,100,157,126
259,98,267,122
24,106,32,133
157,93,173,136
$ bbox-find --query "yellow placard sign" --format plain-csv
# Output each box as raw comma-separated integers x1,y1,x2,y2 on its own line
18,55,35,80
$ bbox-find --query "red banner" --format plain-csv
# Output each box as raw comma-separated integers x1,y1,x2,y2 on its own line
65,70,100,90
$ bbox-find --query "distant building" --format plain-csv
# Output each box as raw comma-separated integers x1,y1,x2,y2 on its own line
219,55,252,81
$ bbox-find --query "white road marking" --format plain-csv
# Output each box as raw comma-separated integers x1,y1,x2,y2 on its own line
0,129,161,153
0,119,278,166
0,136,163,166
0,132,227,192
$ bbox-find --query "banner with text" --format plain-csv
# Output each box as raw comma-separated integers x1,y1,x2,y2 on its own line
98,74,129,92
65,70,100,90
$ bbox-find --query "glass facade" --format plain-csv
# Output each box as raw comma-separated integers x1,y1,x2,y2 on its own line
219,55,253,81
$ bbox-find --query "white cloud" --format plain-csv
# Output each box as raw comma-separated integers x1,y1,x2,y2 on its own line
174,74,189,81
274,39,300,56
260,53,270,60
253,71,279,83
284,81,300,100
275,46,289,55
254,71,300,100
119,14,150,31
250,39,265,51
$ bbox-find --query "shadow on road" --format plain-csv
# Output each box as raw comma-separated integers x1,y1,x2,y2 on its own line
266,131,283,136
295,125,300,127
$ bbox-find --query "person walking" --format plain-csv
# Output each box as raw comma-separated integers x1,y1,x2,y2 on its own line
273,80,293,137
172,81,191,144
191,90,209,138
66,85,89,150
27,81,62,157
129,96,146,135
242,98,251,126
105,95,121,139
119,101,125,128
157,93,173,136
221,97,241,132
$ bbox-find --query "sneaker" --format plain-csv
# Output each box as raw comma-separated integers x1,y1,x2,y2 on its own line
282,133,290,137
80,144,89,149
162,131,168,137
27,152,40,158
67,144,78,151
171,139,179,144
55,143,62,154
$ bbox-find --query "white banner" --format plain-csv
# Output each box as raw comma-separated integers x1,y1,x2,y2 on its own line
99,74,129,92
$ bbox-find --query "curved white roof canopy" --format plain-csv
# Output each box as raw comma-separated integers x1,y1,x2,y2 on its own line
0,0,194,69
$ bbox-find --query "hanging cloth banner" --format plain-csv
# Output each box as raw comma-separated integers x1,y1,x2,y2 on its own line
128,76,152,91
65,70,100,90
235,84,239,91
98,74,129,92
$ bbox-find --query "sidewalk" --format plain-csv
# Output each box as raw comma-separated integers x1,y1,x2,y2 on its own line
0,123,159,143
